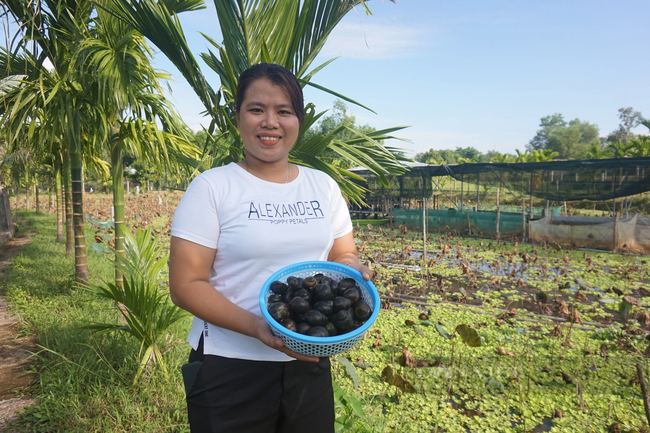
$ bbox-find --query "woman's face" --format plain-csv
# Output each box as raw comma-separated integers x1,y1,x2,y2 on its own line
236,78,300,166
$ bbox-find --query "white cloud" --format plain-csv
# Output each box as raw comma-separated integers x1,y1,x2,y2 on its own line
320,21,431,60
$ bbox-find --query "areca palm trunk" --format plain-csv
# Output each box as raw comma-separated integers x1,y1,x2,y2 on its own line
111,126,126,287
55,159,64,242
47,179,52,214
63,149,74,256
35,174,40,213
25,173,31,210
67,103,89,283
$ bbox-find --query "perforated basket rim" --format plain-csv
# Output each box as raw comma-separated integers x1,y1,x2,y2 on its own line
259,261,380,346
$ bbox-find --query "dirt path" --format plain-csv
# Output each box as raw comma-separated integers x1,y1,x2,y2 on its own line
0,226,38,431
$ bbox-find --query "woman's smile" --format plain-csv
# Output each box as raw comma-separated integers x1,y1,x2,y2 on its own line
259,135,281,145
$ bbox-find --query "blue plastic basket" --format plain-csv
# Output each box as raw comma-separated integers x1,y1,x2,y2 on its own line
259,261,380,357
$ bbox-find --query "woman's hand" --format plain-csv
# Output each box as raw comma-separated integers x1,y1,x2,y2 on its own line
346,262,373,281
328,232,373,281
252,316,320,363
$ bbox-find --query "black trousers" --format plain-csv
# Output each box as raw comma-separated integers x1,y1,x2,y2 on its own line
185,339,334,433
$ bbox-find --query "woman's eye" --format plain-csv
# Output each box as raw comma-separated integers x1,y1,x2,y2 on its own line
279,110,293,116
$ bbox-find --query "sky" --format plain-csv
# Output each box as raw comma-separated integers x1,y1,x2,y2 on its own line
152,0,649,160
14,0,639,160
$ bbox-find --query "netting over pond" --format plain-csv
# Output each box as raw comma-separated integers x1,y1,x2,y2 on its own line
529,214,650,254
394,208,531,239
349,156,650,203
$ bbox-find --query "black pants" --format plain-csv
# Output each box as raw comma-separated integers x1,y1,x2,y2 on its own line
185,339,334,433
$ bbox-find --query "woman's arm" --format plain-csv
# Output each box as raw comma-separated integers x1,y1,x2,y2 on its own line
327,231,373,281
168,236,318,362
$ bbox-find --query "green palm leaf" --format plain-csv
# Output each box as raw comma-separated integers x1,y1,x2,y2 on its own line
105,0,408,204
84,227,189,385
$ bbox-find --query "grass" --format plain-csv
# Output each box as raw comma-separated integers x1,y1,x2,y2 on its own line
1,211,192,432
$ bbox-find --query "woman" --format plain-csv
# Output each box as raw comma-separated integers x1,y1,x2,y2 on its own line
169,62,372,433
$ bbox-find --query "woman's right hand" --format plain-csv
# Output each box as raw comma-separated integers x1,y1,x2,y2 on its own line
252,316,320,363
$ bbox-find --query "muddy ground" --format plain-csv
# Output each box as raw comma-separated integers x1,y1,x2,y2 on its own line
0,226,38,431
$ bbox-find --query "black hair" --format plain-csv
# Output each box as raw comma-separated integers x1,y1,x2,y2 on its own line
235,63,304,124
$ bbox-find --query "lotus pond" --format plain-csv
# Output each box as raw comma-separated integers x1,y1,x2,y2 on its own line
80,194,650,432
331,223,650,432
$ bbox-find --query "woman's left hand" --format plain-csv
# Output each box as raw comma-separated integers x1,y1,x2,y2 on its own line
328,232,373,281
346,262,373,281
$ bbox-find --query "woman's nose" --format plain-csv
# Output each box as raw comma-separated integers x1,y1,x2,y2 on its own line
262,112,279,128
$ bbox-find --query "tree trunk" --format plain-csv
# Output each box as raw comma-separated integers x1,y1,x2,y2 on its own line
47,176,53,214
111,126,126,287
55,158,64,242
25,173,31,210
35,175,40,214
67,101,88,283
62,149,74,255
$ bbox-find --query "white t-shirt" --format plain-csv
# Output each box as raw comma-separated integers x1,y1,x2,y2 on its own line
171,162,353,361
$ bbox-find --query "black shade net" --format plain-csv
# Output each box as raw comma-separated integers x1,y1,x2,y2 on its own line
352,157,650,202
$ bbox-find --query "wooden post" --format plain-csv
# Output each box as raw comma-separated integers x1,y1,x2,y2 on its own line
476,173,480,211
35,182,40,213
613,213,619,252
423,197,427,268
522,201,526,243
496,186,500,208
496,206,501,239
467,209,471,235
636,363,650,428
529,173,534,220
460,174,464,210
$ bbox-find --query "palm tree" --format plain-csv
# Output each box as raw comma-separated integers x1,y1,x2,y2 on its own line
586,143,612,159
106,0,408,204
457,156,479,164
76,7,198,284
527,149,558,162
627,136,650,157
606,141,634,158
513,149,530,163
489,152,514,163
1,0,99,281
2,2,196,283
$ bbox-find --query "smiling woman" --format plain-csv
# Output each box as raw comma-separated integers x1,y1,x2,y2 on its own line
235,77,300,183
168,63,373,433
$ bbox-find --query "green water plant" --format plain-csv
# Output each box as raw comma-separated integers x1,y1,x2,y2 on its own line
84,226,189,384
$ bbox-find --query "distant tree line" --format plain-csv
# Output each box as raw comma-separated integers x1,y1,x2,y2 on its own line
416,107,650,164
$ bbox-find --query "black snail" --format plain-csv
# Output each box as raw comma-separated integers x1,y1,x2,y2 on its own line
268,273,371,337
